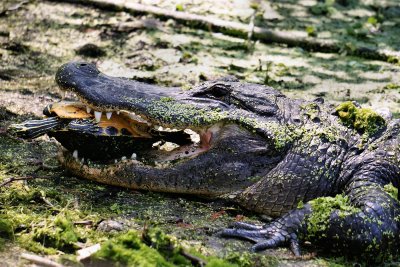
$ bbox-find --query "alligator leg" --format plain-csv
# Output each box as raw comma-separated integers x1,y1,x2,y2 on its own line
221,123,400,259
220,209,305,256
221,180,399,259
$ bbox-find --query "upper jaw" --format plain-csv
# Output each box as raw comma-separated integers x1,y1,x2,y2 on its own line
55,61,187,112
55,61,233,130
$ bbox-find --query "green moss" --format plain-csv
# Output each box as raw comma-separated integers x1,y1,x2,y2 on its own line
94,228,213,267
175,4,184,12
206,259,238,267
306,25,317,37
95,230,177,267
309,0,336,16
18,234,59,255
274,63,290,77
32,213,81,253
306,195,361,239
144,228,189,265
335,101,385,136
0,238,5,251
384,184,398,200
160,97,174,102
0,218,14,239
384,83,400,90
387,56,400,65
223,251,278,267
94,228,257,267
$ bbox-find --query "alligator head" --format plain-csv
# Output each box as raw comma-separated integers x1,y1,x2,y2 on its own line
10,61,297,196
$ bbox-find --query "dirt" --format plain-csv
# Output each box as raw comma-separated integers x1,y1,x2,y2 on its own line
0,0,399,266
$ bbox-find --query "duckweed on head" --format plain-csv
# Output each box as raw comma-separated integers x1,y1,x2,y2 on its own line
335,101,385,136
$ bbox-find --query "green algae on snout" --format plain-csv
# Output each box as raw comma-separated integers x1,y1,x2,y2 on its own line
306,194,361,239
335,101,385,136
124,97,229,128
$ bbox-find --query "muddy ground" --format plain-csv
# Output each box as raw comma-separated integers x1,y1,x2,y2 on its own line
0,0,399,266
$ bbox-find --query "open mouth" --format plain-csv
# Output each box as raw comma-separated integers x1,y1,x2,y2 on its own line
9,61,232,167
75,99,220,163
11,97,222,167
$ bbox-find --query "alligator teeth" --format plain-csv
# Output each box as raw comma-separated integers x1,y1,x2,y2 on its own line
121,156,127,161
106,112,112,120
81,157,85,164
86,106,92,113
94,111,102,122
73,150,78,159
116,111,120,115
131,153,137,159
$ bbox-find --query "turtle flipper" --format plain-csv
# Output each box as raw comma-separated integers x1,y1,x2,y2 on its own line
9,117,64,139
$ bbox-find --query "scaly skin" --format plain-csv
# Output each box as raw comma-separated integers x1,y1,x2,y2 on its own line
10,62,400,260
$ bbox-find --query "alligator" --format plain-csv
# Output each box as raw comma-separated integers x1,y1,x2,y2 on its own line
10,61,400,260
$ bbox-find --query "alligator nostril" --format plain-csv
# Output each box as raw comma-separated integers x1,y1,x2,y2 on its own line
80,63,87,66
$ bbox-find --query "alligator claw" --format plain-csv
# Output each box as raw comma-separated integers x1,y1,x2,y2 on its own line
228,221,264,230
220,221,301,256
219,227,268,243
289,236,301,256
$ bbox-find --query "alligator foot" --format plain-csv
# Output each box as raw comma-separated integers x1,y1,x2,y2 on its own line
219,221,301,256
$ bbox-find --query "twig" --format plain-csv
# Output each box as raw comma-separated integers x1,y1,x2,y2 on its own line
41,195,55,208
46,0,400,62
0,176,37,188
20,253,66,267
37,164,61,171
76,243,101,261
74,220,93,226
0,174,56,188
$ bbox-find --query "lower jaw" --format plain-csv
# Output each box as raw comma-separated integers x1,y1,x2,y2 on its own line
57,138,210,170
55,123,223,167
57,149,144,189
